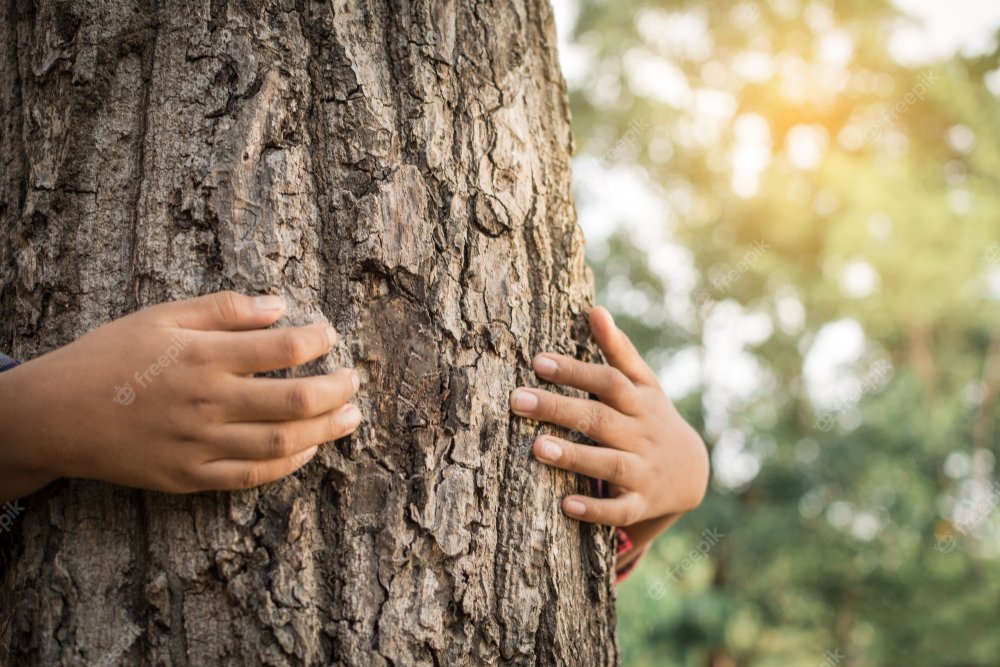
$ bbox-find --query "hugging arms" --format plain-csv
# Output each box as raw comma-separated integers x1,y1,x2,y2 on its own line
0,291,708,576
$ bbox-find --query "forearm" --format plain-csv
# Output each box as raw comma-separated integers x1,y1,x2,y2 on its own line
0,362,59,503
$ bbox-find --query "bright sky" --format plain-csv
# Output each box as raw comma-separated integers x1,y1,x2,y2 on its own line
553,0,1000,69
889,0,1000,64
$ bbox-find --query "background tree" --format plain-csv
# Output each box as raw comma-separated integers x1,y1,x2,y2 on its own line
0,1,620,665
559,0,1000,664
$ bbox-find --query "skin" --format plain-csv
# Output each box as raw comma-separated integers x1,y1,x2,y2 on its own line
510,306,710,561
0,293,701,573
0,291,362,504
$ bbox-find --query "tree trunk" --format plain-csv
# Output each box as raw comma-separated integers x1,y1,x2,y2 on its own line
0,1,619,665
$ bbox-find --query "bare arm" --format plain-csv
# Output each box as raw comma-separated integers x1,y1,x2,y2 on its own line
0,291,362,504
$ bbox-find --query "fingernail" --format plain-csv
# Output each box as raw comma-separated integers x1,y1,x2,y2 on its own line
533,356,558,377
563,499,586,516
343,405,362,428
255,294,285,311
326,326,338,347
351,370,360,392
537,438,563,461
510,389,539,413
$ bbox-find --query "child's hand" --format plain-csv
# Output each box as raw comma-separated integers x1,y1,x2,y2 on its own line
0,291,361,502
509,307,708,528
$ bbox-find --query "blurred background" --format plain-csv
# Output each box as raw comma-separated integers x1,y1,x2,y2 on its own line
551,0,1000,664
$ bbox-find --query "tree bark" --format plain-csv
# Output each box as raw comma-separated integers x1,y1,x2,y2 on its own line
0,1,619,665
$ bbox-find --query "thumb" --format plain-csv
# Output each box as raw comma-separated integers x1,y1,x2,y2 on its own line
588,306,657,386
153,291,287,331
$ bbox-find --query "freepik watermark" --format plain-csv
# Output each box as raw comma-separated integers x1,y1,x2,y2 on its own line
936,481,1000,553
955,481,1000,534
664,527,723,583
692,239,770,308
572,117,652,193
710,240,769,292
985,244,1000,265
562,389,614,443
813,359,892,432
646,527,724,599
736,0,772,22
0,500,24,534
863,71,938,142
934,533,957,554
113,332,194,406
820,648,846,667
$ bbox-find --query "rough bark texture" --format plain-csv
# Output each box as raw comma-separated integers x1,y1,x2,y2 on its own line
0,1,619,665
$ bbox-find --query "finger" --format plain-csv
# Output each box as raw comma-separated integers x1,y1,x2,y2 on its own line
211,403,362,460
509,388,634,449
588,307,657,386
531,354,640,414
196,445,321,492
154,290,288,331
208,324,338,374
561,492,646,527
533,436,641,487
533,435,642,488
224,369,360,421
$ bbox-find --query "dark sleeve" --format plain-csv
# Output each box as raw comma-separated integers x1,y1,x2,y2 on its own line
0,353,18,372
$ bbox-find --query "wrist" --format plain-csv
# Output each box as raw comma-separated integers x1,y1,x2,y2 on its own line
0,359,61,498
623,513,679,553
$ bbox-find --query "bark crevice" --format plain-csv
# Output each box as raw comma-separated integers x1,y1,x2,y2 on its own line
1,2,619,665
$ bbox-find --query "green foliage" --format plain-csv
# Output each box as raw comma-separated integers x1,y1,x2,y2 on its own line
565,1,1000,664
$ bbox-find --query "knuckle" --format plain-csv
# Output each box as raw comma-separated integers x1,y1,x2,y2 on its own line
214,290,242,323
182,341,211,367
187,395,217,420
280,332,311,366
541,394,560,421
266,426,296,459
587,405,607,433
287,385,316,417
238,465,265,490
617,503,638,527
607,369,632,395
610,455,632,484
560,440,580,467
